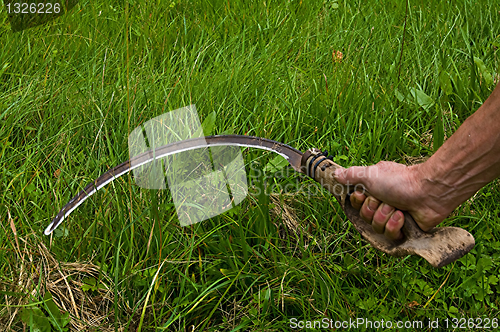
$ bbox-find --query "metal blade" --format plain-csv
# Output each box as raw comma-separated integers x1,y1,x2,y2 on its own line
44,135,303,235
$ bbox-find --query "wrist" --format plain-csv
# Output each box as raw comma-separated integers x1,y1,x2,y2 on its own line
409,160,457,217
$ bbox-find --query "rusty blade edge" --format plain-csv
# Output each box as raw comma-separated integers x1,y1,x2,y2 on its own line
44,135,305,235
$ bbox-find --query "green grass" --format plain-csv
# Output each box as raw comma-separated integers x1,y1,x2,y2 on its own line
1,0,500,330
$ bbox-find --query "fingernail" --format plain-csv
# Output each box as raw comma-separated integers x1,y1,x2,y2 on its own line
368,199,378,211
352,192,362,204
381,204,394,215
391,211,403,222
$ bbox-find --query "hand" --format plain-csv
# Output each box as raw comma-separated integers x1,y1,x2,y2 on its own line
334,161,449,240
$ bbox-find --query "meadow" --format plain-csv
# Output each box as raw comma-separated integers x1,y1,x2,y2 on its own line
0,0,499,330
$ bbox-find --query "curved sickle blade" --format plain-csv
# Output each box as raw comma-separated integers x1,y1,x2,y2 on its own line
44,135,304,235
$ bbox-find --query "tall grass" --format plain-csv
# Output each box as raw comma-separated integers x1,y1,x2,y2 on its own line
1,0,499,330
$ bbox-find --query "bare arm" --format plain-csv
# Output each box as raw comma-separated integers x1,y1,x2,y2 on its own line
334,82,500,240
419,82,500,213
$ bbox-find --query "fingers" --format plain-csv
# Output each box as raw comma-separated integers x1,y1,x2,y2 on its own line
337,165,405,240
371,203,394,234
384,211,404,240
350,191,366,210
359,196,380,222
352,194,404,240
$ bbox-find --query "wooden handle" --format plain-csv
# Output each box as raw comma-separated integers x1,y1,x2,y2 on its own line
301,149,475,267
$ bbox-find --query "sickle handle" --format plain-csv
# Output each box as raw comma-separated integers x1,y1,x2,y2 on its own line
301,149,475,268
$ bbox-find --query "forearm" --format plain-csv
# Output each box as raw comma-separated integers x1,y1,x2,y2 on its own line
418,82,500,209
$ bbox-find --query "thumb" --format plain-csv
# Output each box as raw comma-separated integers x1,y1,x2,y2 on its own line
334,166,369,186
333,167,348,184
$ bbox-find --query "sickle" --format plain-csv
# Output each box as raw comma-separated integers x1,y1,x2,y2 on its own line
45,135,474,267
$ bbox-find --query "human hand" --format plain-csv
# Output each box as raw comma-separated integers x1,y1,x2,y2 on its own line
333,161,448,240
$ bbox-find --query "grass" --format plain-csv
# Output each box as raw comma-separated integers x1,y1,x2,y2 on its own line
0,0,500,330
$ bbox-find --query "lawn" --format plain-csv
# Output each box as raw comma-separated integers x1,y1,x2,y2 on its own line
1,0,499,330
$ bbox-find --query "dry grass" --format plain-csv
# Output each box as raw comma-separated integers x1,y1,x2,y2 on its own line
0,238,122,331
269,193,302,236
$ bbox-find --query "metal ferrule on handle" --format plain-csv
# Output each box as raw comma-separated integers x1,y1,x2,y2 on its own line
301,149,475,268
